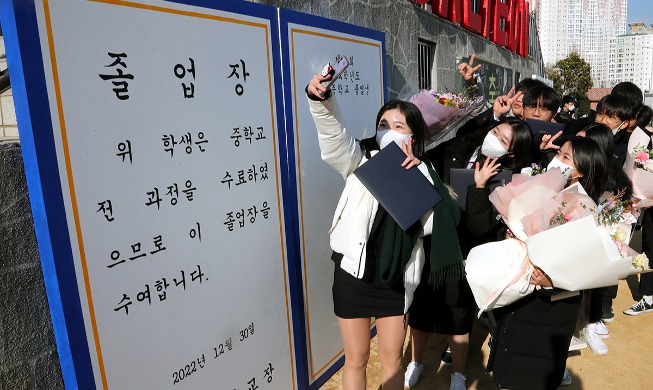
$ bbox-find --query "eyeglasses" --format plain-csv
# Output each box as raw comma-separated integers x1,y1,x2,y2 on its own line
595,113,623,127
524,106,552,116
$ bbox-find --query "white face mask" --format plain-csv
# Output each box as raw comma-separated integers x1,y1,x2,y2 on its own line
481,132,509,158
611,121,625,136
568,104,575,112
546,157,574,180
376,129,412,149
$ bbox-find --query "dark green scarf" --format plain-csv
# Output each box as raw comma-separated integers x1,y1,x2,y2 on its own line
379,162,463,289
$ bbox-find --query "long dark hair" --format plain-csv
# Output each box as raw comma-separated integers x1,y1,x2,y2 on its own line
580,123,634,200
374,99,427,158
636,105,653,129
567,136,608,203
475,117,534,171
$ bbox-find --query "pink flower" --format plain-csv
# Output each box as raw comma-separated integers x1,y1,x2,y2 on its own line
564,215,572,221
635,151,650,163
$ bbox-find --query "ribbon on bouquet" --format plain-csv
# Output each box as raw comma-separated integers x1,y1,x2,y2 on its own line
478,250,534,316
465,238,536,316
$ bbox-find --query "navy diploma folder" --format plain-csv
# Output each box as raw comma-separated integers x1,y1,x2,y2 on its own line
353,142,442,231
449,168,512,211
525,118,565,136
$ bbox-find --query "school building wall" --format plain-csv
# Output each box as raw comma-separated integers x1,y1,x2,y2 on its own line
251,0,544,98
0,1,543,388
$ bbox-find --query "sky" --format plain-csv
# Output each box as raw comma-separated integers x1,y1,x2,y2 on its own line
628,0,653,30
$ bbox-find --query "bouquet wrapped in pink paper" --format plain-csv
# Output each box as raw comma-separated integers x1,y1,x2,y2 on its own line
521,184,596,236
623,127,653,208
409,86,484,138
487,168,567,241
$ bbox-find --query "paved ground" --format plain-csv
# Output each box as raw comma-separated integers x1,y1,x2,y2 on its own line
321,231,653,389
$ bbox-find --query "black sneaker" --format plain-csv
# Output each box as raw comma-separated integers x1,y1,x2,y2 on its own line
624,299,653,316
441,346,452,366
602,305,615,323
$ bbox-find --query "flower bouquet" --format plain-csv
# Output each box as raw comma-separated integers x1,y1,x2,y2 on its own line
596,191,651,274
466,168,567,314
408,85,484,139
466,170,648,314
523,185,633,291
487,167,567,241
623,127,653,208
519,163,546,177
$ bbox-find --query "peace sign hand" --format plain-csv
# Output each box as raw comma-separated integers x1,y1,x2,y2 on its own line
493,86,523,118
539,130,563,151
458,54,482,85
400,139,421,170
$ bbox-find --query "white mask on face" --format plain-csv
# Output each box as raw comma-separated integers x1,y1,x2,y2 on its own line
375,129,413,149
481,132,509,158
611,121,625,136
568,104,575,112
546,157,574,179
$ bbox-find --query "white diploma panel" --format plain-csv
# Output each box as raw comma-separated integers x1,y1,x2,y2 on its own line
19,0,294,388
280,12,385,384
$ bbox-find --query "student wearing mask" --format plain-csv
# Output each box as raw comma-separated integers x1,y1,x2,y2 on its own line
554,95,577,124
599,82,644,321
594,94,638,166
306,71,462,390
405,117,534,390
572,123,634,355
488,137,608,390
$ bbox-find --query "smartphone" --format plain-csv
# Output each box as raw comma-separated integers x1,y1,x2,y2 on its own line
320,55,350,91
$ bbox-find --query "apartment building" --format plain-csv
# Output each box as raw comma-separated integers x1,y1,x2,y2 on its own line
537,0,627,87
609,23,653,93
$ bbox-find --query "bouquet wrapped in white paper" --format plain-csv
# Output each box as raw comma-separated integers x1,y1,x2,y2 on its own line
465,239,534,315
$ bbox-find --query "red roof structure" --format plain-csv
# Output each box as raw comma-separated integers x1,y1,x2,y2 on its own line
587,88,612,110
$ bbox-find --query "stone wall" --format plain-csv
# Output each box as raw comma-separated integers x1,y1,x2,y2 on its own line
0,145,64,389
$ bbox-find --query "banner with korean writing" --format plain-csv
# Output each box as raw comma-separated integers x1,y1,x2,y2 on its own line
279,9,386,388
2,0,295,389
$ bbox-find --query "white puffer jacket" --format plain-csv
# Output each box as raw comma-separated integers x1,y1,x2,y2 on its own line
308,96,435,313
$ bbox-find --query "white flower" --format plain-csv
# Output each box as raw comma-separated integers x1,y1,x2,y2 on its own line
520,167,533,176
612,227,628,243
644,159,653,172
633,254,650,271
